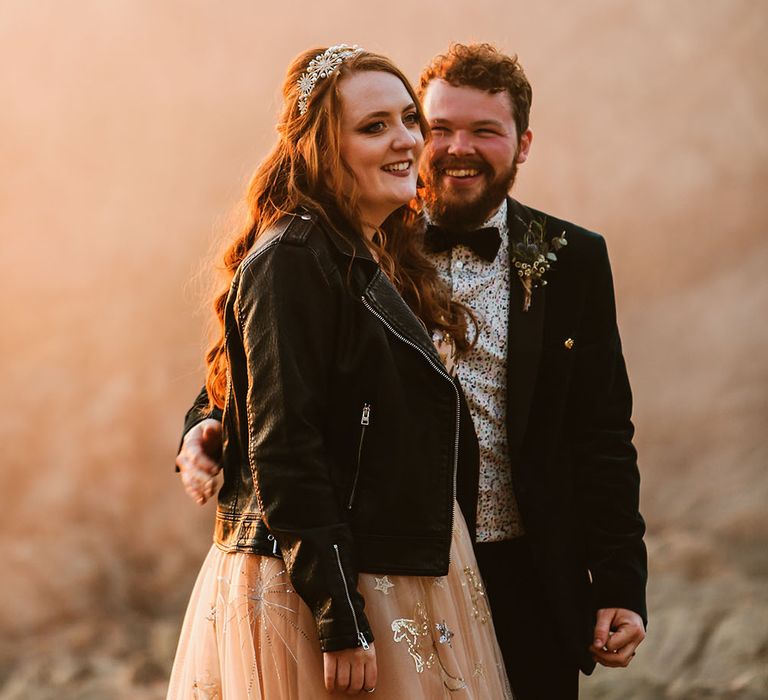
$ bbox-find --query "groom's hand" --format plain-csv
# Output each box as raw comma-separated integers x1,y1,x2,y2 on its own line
176,418,223,505
590,607,645,668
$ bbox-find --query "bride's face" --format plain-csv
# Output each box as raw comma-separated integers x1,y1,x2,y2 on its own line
337,70,424,228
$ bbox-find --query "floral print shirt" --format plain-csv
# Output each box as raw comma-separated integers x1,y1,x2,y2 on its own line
428,200,525,541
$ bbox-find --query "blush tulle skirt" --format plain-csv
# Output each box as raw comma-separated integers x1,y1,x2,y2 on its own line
167,503,512,699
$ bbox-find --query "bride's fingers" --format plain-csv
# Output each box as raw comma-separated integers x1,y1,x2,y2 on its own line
347,659,364,694
336,659,351,693
324,654,337,691
363,657,377,693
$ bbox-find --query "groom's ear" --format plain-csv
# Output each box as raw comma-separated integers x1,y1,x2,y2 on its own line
516,128,533,164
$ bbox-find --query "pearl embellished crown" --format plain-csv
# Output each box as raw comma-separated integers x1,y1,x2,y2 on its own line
297,44,364,115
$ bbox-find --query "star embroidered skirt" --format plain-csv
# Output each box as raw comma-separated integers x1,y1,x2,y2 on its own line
167,502,512,699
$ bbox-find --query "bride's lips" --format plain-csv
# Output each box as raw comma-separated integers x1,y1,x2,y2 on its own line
381,160,413,178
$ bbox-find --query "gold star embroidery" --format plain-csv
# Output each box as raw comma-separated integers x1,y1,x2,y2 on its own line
374,575,395,595
463,566,491,623
433,576,446,589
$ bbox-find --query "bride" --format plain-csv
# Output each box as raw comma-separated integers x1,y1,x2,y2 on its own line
169,44,512,699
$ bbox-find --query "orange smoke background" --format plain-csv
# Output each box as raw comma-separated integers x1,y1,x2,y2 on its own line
1,1,766,698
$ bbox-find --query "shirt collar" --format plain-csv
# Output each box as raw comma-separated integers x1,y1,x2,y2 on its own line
482,199,508,243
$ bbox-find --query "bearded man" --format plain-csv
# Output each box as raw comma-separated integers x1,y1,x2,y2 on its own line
177,43,647,699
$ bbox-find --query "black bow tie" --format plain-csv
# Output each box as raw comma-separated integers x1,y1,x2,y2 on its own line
424,224,501,263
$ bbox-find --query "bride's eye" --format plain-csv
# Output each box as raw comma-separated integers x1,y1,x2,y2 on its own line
362,121,386,134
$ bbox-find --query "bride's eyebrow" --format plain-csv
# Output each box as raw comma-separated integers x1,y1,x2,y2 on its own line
357,102,417,122
360,110,391,120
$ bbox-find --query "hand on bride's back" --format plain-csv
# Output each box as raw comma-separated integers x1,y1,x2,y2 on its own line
176,418,222,505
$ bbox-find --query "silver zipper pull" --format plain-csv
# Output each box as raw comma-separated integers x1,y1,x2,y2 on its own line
361,403,371,426
358,631,370,650
267,534,278,555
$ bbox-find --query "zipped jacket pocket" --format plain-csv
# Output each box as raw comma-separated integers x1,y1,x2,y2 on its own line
347,403,370,510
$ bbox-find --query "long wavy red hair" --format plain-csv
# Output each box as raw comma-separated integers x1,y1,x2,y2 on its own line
205,47,472,410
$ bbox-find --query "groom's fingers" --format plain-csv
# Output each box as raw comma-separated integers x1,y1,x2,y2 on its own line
592,639,639,668
604,627,633,652
592,608,615,649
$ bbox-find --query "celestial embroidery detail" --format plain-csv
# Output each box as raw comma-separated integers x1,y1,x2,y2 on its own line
391,602,467,691
472,661,485,678
433,576,446,589
374,575,395,595
206,605,217,623
436,620,454,646
192,672,221,699
392,609,431,674
216,558,311,689
463,566,491,623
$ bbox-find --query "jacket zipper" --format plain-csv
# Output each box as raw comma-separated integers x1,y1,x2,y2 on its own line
347,403,370,510
332,543,370,649
360,296,460,557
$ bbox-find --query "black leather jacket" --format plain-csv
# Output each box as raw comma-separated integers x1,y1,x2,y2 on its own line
181,211,479,652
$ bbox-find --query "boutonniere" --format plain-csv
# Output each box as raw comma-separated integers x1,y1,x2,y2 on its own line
512,215,567,312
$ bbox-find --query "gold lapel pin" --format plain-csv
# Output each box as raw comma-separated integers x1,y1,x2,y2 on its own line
564,338,575,350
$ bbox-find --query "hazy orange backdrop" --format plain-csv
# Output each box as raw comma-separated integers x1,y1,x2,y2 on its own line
1,1,766,697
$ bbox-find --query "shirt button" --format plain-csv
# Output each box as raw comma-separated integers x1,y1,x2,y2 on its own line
455,260,464,270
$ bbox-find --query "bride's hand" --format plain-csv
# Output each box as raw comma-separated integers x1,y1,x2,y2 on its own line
323,642,377,695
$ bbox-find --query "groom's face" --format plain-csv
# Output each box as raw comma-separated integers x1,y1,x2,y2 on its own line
420,79,532,229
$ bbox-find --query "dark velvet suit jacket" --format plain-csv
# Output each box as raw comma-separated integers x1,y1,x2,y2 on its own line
501,197,647,673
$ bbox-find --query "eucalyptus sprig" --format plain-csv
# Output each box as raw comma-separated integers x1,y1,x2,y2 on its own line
512,215,567,311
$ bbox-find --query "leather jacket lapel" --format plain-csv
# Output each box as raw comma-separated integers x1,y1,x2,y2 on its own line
363,269,444,368
506,198,546,459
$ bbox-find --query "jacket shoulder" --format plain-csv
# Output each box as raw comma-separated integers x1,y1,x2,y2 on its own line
232,214,346,320
279,210,323,247
510,199,608,268
525,205,604,247
239,211,334,273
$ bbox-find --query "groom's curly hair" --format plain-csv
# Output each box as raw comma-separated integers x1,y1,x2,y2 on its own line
418,43,533,135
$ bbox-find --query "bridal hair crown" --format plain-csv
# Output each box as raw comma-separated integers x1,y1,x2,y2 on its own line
297,44,365,115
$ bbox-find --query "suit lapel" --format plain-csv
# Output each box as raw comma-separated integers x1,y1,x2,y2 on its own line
506,197,546,460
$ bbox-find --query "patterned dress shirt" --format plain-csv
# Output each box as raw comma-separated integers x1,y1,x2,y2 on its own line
428,200,525,541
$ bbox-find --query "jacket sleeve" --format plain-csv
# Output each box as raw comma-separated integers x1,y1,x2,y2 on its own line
236,240,373,653
571,236,648,624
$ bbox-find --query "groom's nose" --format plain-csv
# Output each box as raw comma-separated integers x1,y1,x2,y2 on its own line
446,130,476,157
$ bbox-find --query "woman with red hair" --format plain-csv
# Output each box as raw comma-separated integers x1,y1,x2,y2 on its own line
168,45,511,699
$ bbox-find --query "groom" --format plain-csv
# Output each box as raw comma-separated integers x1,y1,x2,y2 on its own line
177,43,647,699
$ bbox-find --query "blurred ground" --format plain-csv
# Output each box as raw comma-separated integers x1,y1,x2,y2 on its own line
1,1,766,698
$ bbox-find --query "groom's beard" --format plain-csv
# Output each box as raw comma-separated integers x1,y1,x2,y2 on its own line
421,155,518,231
